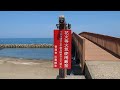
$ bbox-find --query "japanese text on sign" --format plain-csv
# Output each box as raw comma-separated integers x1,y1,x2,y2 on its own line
54,30,71,69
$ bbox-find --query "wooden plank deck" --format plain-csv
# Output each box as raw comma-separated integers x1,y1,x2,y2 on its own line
80,36,120,61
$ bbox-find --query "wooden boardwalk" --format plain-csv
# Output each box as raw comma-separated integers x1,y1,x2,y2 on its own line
80,36,120,61
79,35,120,79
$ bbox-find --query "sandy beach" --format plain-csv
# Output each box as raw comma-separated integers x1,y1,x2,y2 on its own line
0,57,58,79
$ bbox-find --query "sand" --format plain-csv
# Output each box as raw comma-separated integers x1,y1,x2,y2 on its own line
0,57,59,79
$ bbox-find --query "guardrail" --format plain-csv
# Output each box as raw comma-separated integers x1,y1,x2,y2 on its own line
79,32,120,59
72,32,85,72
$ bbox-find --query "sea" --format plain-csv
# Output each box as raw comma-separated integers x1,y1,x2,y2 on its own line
0,38,53,60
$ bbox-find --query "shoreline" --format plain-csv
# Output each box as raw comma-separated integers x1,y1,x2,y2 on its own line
0,56,52,61
0,56,53,64
0,48,53,60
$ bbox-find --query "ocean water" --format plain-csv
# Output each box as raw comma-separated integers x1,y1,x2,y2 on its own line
0,38,53,60
0,38,53,44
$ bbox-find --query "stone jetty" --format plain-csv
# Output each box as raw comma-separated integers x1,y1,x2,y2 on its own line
0,44,53,48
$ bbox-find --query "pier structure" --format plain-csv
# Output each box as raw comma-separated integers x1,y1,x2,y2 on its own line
71,32,120,79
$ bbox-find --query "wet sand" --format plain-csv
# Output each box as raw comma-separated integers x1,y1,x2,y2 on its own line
0,57,58,79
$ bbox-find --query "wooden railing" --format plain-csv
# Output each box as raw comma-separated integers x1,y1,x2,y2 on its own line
72,32,85,71
79,32,120,59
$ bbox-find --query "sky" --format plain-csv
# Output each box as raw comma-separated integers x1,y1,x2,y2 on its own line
0,11,120,38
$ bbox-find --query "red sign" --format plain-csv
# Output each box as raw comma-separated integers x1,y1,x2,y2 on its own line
53,30,71,69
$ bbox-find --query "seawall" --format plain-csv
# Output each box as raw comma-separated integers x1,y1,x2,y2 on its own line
0,44,53,48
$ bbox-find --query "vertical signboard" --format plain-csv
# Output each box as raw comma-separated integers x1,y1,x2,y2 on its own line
53,29,71,69
53,30,59,68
